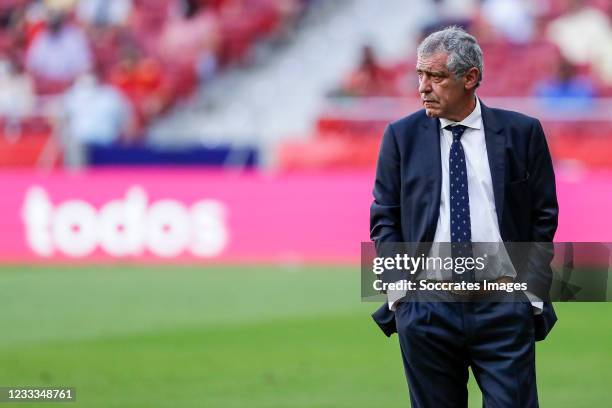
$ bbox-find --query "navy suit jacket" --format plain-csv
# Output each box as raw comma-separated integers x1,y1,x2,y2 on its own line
370,100,559,341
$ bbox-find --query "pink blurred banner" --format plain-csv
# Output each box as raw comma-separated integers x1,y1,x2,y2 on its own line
0,168,610,264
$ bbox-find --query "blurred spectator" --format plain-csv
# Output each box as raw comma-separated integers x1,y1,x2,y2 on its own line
0,58,35,118
158,0,220,85
534,58,596,110
25,10,92,84
63,71,134,159
0,4,27,65
76,0,133,27
128,0,171,53
338,45,396,97
546,0,612,83
420,0,478,38
480,0,536,44
430,0,478,23
108,46,169,127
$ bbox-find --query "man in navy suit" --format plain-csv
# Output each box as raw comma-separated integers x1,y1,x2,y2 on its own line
370,26,558,407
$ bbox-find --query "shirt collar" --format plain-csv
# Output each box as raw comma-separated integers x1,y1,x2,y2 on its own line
439,97,482,131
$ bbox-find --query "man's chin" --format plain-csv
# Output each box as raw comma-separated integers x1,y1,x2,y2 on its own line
424,108,441,118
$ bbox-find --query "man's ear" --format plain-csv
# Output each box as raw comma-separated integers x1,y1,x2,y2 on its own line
464,67,480,91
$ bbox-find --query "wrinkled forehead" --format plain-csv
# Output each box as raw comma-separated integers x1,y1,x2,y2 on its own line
416,52,449,73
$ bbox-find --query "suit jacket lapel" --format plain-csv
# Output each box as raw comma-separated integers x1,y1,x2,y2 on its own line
480,101,506,232
423,116,442,242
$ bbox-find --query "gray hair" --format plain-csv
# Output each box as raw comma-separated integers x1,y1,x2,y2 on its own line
417,26,484,87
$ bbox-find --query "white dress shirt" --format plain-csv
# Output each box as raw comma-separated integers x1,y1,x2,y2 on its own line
388,98,542,313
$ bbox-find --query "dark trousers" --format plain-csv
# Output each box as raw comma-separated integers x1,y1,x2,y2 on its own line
395,297,538,408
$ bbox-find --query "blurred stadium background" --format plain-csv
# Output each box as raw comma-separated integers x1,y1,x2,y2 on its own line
1,0,611,406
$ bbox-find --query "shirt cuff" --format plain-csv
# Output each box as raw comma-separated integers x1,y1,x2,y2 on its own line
387,283,407,311
524,290,543,315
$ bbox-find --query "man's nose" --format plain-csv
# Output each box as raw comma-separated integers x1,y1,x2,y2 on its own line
418,77,432,94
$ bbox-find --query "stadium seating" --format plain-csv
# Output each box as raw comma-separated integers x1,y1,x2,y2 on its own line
0,0,310,167
278,3,612,171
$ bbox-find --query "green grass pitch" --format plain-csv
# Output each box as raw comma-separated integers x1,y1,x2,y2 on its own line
0,265,610,407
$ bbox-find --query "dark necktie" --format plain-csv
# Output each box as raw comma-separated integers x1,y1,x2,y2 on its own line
446,124,474,282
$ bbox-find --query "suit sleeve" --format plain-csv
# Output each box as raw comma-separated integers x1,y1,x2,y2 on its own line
524,119,559,299
370,124,403,333
370,124,409,298
527,119,559,242
370,124,403,245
